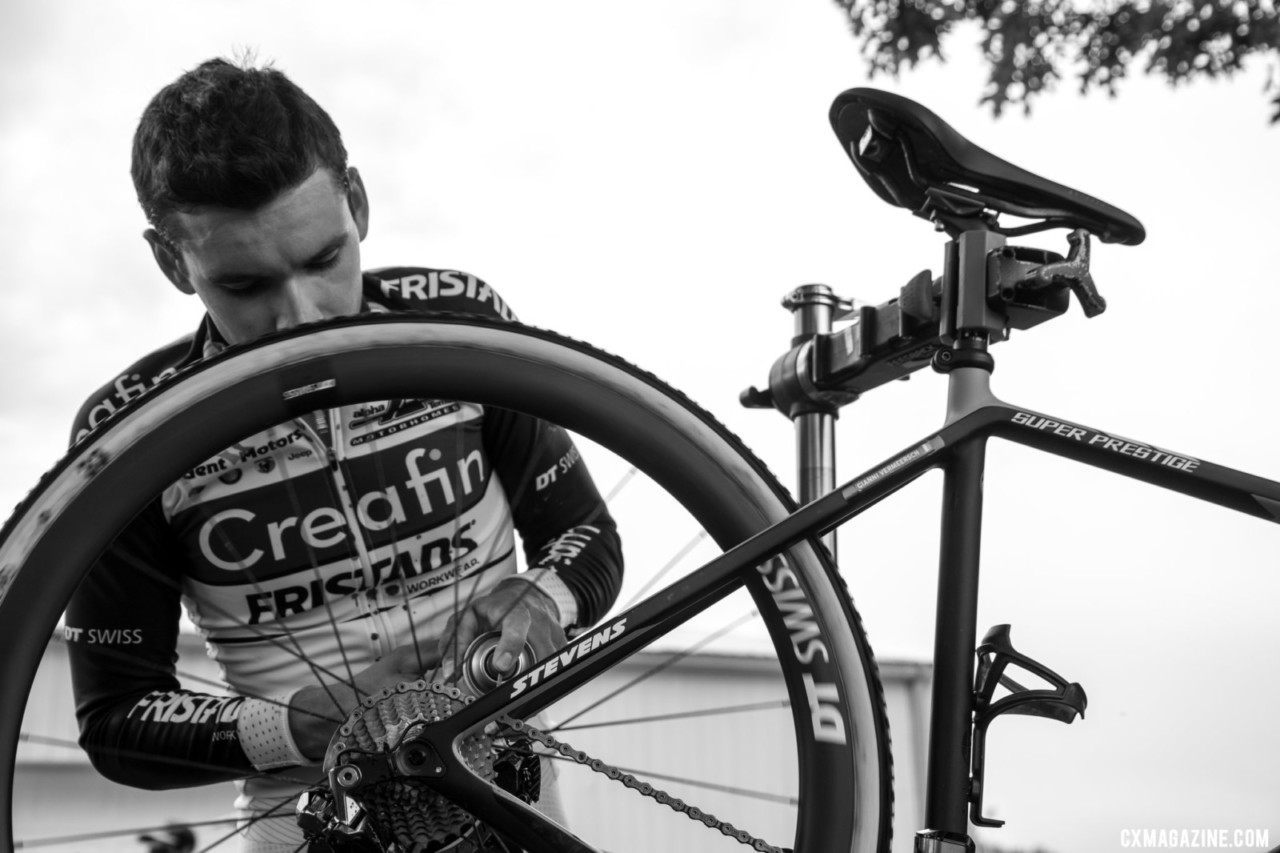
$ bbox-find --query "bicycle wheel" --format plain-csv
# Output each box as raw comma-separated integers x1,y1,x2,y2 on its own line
0,313,892,853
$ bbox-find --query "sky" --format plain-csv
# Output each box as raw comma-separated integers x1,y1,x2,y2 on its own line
1,2,1278,851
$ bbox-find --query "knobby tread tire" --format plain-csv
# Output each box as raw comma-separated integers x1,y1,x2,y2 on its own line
0,313,893,853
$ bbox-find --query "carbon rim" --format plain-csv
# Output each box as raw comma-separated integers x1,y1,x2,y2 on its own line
0,314,891,853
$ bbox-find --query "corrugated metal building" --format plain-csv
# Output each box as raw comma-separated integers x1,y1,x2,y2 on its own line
17,633,929,852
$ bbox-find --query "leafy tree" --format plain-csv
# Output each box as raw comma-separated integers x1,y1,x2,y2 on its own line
830,0,1280,122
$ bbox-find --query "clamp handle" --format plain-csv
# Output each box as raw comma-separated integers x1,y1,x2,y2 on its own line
1032,229,1104,318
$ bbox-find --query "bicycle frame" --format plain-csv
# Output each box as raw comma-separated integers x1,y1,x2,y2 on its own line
9,249,1265,851
763,230,1280,849
869,366,1280,849
396,226,1280,852
383,344,1280,852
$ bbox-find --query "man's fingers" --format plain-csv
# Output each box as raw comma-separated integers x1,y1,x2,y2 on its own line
391,641,440,674
434,585,564,683
528,619,567,660
493,607,533,674
440,607,481,667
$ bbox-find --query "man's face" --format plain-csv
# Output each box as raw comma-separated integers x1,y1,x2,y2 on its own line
147,167,369,345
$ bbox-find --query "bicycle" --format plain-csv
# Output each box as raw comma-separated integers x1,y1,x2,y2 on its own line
1,87,1276,853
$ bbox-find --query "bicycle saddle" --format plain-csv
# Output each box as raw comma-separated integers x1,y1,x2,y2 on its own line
830,88,1146,246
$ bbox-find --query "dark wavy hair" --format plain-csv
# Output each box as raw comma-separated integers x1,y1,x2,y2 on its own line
132,58,348,240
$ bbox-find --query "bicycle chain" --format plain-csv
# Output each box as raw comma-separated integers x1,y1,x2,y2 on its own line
499,716,788,853
325,680,788,853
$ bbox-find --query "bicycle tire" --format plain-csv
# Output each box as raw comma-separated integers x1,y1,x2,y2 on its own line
0,313,893,853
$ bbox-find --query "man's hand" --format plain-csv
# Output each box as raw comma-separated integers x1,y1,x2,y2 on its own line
286,577,565,763
288,642,441,762
439,578,566,677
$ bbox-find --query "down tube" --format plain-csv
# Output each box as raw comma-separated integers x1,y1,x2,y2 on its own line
418,431,956,848
452,432,954,732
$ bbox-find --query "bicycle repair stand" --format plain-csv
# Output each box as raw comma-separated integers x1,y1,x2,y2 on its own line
743,226,1092,852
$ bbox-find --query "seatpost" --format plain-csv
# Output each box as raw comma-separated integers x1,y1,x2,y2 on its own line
783,284,844,560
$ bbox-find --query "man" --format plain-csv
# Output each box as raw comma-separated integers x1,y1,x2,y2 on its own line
64,57,623,852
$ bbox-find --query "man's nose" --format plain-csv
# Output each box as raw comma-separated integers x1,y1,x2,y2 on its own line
273,280,327,332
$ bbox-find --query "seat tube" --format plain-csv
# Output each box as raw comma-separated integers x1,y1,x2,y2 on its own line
923,433,987,840
785,285,840,559
919,231,1004,845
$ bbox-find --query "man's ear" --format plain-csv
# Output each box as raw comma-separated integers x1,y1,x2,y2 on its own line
346,167,370,241
144,229,195,295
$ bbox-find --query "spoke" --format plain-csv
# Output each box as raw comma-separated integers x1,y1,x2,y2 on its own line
192,797,300,853
602,466,638,502
620,529,708,611
16,733,316,788
549,610,757,731
429,452,625,684
486,829,519,853
267,427,366,703
410,404,507,687
552,698,790,732
425,438,636,683
46,633,345,728
13,810,293,850
547,755,797,806
97,543,359,709
443,408,480,683
355,420,431,676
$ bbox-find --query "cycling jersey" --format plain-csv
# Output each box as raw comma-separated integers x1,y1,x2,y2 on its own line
63,268,623,795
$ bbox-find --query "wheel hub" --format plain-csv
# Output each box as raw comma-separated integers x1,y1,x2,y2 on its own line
297,679,540,853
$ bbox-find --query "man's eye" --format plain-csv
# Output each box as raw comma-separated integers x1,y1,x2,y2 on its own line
308,250,341,271
221,279,262,293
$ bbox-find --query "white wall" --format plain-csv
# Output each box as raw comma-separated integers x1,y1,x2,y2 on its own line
18,633,929,852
